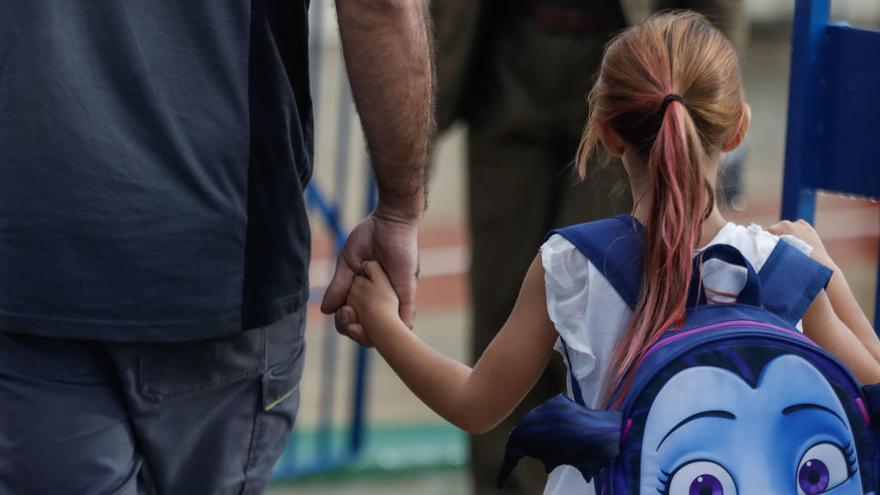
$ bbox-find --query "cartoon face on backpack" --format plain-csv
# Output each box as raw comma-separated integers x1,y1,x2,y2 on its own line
638,352,865,495
501,340,880,495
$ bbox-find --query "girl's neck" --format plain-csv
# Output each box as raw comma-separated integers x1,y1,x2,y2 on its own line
626,151,728,249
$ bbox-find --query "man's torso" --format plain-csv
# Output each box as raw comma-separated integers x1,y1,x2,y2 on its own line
0,0,313,341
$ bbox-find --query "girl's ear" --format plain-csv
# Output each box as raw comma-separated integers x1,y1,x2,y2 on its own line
599,121,627,157
722,103,751,152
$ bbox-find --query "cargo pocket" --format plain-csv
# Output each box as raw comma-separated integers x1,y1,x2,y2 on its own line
242,313,306,493
259,308,307,411
138,327,265,402
242,343,303,491
262,348,304,412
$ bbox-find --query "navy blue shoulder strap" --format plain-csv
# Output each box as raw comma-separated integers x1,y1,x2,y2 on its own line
549,214,644,310
549,215,643,406
551,218,831,324
758,238,833,325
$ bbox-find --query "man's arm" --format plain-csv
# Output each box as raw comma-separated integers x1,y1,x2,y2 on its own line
321,0,434,341
337,0,433,218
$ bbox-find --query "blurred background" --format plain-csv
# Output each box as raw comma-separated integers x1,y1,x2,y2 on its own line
270,1,880,493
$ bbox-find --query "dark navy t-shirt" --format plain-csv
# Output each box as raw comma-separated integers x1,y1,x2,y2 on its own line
0,1,313,341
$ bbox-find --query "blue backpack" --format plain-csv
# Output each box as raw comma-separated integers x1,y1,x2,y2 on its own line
499,215,880,494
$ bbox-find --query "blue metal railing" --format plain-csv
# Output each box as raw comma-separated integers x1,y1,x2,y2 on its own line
781,0,880,327
272,0,375,478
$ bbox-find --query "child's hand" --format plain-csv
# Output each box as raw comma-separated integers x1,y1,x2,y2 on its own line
768,219,832,266
346,260,403,341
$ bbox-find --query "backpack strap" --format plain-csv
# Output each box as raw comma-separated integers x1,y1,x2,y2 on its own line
549,214,644,310
758,238,833,325
549,215,643,406
688,244,763,308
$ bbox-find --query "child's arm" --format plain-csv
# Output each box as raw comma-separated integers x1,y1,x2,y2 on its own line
769,220,880,364
346,256,558,434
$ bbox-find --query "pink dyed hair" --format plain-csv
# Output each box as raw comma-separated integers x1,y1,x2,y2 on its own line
576,12,747,408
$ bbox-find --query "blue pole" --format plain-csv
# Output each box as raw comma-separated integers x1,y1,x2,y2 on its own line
350,168,377,454
781,0,830,222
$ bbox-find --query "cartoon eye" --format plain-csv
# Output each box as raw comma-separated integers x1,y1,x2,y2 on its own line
666,460,737,495
796,443,851,495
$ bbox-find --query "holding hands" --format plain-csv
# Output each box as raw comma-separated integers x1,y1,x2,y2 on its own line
320,210,419,347
345,261,405,345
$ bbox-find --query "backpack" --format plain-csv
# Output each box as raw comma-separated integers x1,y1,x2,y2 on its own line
499,215,880,494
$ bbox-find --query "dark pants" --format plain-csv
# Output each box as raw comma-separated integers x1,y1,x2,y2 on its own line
0,309,306,495
468,128,631,495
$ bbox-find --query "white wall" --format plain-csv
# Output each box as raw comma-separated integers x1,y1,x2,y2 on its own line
747,0,880,25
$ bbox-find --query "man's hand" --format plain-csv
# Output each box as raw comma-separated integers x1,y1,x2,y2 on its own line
320,209,419,346
325,0,433,345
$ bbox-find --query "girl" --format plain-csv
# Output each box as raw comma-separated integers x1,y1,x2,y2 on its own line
344,11,880,494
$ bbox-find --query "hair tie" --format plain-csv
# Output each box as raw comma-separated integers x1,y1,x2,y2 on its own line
660,93,683,117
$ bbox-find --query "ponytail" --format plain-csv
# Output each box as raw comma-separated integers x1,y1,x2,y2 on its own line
575,12,745,409
603,99,712,408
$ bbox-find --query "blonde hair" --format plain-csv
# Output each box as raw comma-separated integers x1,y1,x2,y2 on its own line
577,11,747,408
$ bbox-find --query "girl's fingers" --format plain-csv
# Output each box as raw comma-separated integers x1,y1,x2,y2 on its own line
363,260,390,286
334,306,356,334
346,323,374,347
335,305,373,347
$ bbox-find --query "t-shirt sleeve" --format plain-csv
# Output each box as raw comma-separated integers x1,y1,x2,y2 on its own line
541,234,597,382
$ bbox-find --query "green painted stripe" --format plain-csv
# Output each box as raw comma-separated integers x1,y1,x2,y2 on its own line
273,423,467,483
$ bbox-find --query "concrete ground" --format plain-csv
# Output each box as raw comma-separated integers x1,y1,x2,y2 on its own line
271,471,468,495
270,18,880,495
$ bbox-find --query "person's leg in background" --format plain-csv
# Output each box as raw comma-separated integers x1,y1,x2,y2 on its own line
103,309,306,495
719,142,749,210
460,2,632,491
467,129,568,495
0,332,142,495
554,149,633,230
696,0,750,210
662,0,750,209
467,128,631,494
